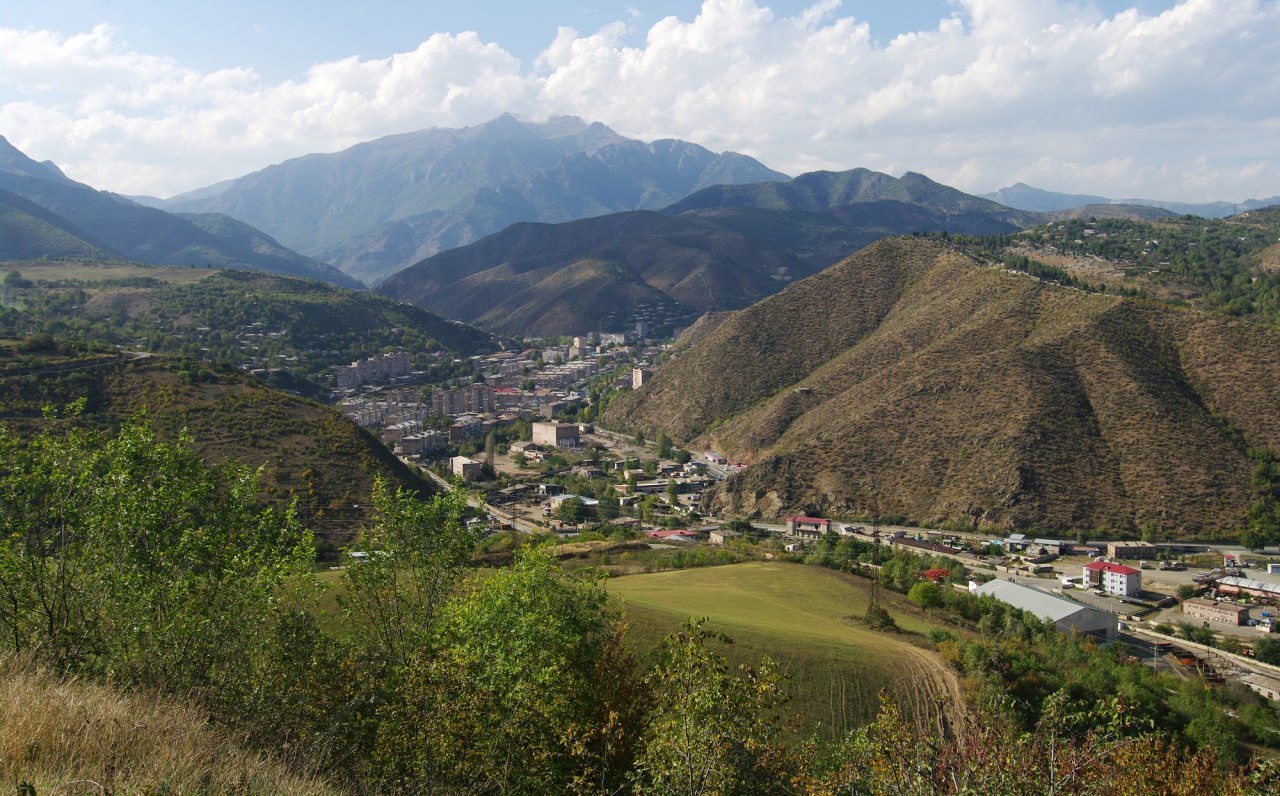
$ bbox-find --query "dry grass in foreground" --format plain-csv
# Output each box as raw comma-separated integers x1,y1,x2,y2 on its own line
0,655,341,795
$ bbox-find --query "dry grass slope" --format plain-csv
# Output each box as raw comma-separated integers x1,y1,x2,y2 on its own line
0,655,340,795
607,237,1280,535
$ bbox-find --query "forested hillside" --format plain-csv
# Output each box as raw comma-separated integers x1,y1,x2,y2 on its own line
1,262,496,396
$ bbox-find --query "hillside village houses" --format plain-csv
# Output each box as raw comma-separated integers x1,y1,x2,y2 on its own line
335,329,657,462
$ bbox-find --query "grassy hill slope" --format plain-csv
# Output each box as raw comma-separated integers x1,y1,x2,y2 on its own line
0,655,339,795
606,237,1280,535
0,188,113,259
608,562,960,738
0,344,430,550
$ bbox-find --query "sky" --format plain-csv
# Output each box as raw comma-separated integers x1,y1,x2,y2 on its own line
1,0,1276,203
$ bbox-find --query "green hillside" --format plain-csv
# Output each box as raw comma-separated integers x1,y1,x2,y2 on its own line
0,342,432,552
1,262,495,394
608,562,960,738
0,188,113,259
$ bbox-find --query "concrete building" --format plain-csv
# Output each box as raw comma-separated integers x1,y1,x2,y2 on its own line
786,516,831,540
449,456,482,481
1182,598,1250,626
398,430,447,457
531,421,580,448
1107,542,1158,560
448,415,487,444
973,579,1117,640
1083,561,1142,596
333,351,411,390
632,367,656,389
430,384,495,417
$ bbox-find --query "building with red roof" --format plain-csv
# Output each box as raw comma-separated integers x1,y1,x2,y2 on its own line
645,529,698,542
1083,560,1141,597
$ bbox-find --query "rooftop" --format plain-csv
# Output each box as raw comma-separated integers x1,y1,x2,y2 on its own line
1084,561,1141,576
974,579,1098,623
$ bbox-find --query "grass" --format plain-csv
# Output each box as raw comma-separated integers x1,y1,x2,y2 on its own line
5,260,216,285
311,557,964,738
0,654,341,795
607,561,963,739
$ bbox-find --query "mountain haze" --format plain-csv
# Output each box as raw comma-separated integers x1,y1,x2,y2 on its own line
985,181,1280,218
0,139,360,288
606,237,1280,535
669,169,1036,230
162,115,788,285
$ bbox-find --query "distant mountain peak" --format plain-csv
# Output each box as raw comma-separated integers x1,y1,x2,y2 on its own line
162,114,788,284
0,135,73,184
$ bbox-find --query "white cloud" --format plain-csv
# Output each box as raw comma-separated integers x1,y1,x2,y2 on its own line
1,0,1278,201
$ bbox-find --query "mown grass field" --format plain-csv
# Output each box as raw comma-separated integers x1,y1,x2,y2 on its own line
606,561,963,739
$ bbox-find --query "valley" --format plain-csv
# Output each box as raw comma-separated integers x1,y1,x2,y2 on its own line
4,112,1280,793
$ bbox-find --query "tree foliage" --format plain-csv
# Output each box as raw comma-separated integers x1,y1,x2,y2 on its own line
372,547,647,793
339,479,474,666
0,407,313,696
631,618,792,795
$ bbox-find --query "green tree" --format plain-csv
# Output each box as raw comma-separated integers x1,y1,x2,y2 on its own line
0,411,313,698
3,270,32,288
1255,636,1280,666
340,480,474,666
631,619,791,795
908,580,944,613
376,548,647,793
655,431,672,458
1177,584,1200,601
556,496,589,524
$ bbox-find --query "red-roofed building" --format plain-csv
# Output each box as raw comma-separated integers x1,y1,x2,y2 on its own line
786,516,831,540
1083,561,1141,597
645,529,698,542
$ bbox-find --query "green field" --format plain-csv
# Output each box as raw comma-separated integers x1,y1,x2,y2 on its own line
606,561,964,739
312,559,966,739
7,260,215,285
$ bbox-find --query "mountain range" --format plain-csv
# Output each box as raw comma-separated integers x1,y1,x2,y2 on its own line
376,168,1036,336
161,114,789,286
0,136,360,288
985,181,1280,218
605,236,1280,535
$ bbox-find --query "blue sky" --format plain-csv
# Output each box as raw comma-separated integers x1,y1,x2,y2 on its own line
2,0,1276,202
